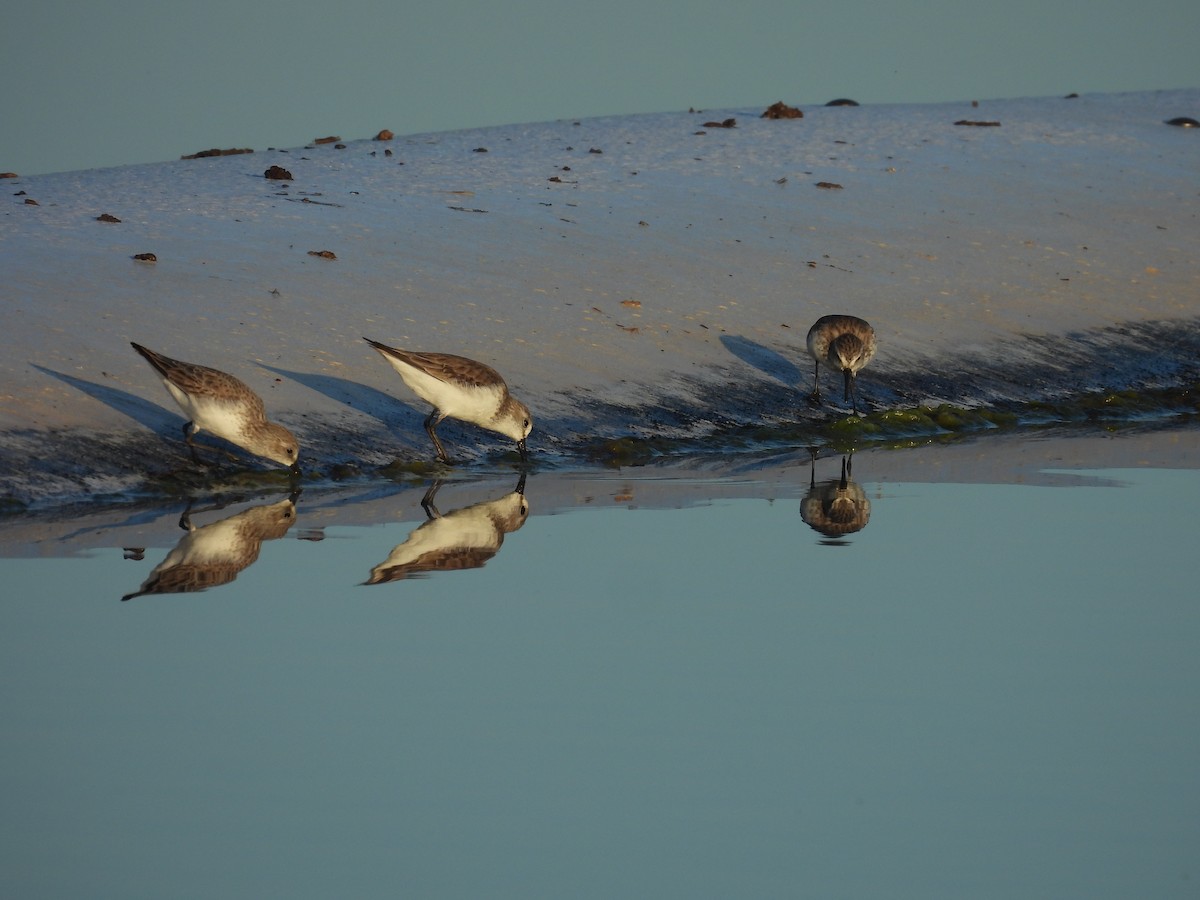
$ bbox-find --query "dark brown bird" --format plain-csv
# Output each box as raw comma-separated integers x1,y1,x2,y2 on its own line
805,315,877,415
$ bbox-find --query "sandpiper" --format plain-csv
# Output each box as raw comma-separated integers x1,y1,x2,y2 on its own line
805,315,877,415
131,342,300,473
364,338,532,463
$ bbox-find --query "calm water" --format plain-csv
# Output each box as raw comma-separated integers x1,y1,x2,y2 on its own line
1,451,1198,899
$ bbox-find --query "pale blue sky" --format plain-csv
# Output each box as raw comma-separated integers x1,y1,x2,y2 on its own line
3,0,1197,176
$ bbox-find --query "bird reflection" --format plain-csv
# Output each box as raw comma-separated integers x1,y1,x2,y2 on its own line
800,452,871,542
121,491,300,600
365,474,529,584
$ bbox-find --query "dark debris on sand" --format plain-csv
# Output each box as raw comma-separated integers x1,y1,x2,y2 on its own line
761,101,803,119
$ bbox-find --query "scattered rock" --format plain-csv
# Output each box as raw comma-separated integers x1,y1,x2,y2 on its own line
1065,92,1080,99
761,101,803,119
374,129,394,141
23,197,39,205
334,143,346,150
825,98,859,107
815,181,843,190
384,148,393,157
954,119,1001,126
181,147,253,160
702,118,737,128
589,147,604,153
264,165,293,180
96,213,121,223
0,172,17,179
307,250,337,259
473,147,488,153
132,253,157,262
1165,116,1199,127
313,135,340,145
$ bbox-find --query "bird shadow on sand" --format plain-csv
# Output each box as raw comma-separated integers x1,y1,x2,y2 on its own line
720,335,804,387
260,365,423,430
32,364,180,435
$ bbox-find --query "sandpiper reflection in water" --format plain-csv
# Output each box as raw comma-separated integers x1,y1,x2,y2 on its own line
800,452,871,543
365,475,529,584
121,492,300,600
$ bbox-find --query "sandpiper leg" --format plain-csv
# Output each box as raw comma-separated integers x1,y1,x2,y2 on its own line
183,422,241,466
182,422,208,466
178,499,197,532
808,361,823,404
848,374,864,416
421,479,445,518
424,410,452,464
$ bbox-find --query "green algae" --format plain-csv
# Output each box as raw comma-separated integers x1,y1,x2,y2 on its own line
327,462,364,481
584,436,681,467
1026,381,1199,423
378,458,443,479
0,496,29,516
817,403,1017,442
581,385,1194,469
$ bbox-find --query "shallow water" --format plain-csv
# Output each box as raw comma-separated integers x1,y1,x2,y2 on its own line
2,441,1198,898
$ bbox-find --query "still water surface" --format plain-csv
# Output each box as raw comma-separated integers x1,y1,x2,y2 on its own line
2,454,1198,899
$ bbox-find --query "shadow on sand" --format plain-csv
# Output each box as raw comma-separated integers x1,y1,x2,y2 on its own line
33,364,179,435
719,335,803,387
259,364,417,419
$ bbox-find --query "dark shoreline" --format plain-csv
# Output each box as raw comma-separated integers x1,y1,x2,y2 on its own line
1,410,1197,560
4,316,1198,517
